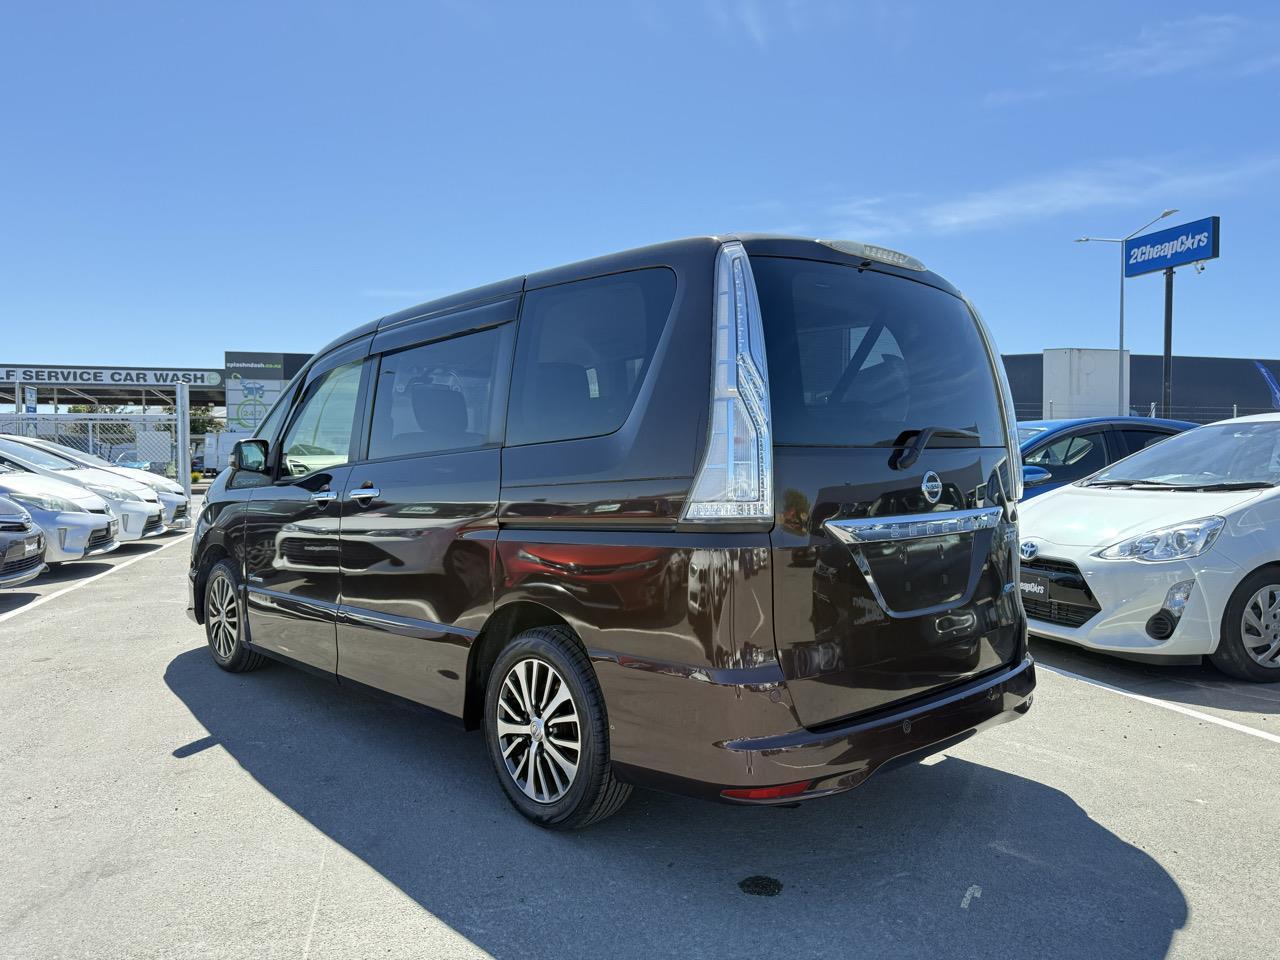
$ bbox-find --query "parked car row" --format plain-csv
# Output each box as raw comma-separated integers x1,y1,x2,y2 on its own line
0,433,191,589
1018,414,1280,682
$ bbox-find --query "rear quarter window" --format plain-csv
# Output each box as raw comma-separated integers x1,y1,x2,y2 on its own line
506,268,676,446
751,257,1005,447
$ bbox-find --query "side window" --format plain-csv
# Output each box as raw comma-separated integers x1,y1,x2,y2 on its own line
1024,430,1108,483
367,326,506,460
278,360,364,477
1121,429,1174,453
507,268,677,446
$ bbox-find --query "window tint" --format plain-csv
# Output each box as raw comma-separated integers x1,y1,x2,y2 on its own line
1120,429,1174,453
1024,430,1109,483
752,257,1005,447
507,268,676,446
279,360,364,477
368,326,505,459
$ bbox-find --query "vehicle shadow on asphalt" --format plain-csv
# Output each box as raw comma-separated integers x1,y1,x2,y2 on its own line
165,649,1187,959
1031,637,1280,716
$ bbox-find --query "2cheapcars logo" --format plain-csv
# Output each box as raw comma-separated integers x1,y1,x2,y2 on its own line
1128,230,1211,267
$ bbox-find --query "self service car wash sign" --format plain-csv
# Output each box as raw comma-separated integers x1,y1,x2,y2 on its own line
1125,216,1220,277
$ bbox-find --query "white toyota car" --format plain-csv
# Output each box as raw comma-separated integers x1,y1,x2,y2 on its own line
0,437,165,542
1019,413,1280,682
7,435,191,530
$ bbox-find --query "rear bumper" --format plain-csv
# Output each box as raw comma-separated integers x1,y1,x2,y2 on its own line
610,656,1035,803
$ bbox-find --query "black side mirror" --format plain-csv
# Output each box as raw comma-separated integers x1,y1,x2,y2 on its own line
233,438,270,474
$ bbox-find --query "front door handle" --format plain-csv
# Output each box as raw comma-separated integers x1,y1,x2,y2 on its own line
310,490,336,507
349,487,380,505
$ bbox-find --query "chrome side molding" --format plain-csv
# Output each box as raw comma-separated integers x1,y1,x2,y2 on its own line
824,506,1004,545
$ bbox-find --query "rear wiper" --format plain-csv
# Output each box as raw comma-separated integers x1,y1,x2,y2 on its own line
889,426,981,470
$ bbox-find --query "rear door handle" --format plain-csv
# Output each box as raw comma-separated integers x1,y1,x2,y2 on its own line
349,487,380,505
310,490,336,507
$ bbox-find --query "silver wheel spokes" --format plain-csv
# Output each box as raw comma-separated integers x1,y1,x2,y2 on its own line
207,575,239,660
496,658,581,804
1240,583,1280,668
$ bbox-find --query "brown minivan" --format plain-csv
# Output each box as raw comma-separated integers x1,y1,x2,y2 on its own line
188,235,1035,828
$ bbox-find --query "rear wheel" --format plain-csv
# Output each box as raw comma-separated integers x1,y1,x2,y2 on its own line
203,559,267,673
483,626,631,828
1211,568,1280,682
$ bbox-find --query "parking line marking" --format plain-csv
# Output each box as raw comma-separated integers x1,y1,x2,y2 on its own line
1040,662,1280,746
0,535,192,626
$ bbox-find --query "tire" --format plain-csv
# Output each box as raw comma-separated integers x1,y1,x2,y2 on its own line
1210,566,1280,682
203,558,267,673
483,625,631,829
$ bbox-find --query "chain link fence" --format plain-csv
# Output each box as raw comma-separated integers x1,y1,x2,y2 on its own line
1013,402,1275,424
1,413,182,479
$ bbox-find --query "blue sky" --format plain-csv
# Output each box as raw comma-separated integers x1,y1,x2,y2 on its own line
2,1,1277,369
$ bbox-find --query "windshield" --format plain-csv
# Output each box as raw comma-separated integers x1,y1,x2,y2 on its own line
1017,426,1048,443
752,257,1006,447
40,440,109,467
0,437,80,470
1088,421,1280,488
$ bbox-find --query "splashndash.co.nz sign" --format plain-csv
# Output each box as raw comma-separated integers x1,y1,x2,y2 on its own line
1125,216,1220,278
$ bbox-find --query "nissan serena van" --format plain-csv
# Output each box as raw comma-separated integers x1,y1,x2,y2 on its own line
188,235,1035,828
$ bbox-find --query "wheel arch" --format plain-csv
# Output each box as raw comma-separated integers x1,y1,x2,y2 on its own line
1217,559,1280,648
464,600,581,731
191,542,233,625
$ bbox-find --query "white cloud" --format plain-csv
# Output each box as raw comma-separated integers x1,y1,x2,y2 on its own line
1069,14,1245,77
805,156,1277,239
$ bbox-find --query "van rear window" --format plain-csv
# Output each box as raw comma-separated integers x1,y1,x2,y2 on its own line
751,257,1006,448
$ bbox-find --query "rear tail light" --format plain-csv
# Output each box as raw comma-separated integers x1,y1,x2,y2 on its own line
721,780,812,801
683,241,774,523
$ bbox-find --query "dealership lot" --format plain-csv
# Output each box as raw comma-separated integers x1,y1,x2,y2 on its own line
1,529,1277,960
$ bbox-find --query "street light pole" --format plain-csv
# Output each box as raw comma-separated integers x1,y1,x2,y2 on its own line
1075,208,1178,416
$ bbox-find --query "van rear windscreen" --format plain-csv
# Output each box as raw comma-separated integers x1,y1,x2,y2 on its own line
751,257,1006,448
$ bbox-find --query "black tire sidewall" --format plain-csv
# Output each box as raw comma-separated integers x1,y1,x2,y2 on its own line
1214,566,1280,682
483,629,607,826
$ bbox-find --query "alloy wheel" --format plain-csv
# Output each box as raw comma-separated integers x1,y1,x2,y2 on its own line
494,657,582,804
207,574,239,660
1240,583,1280,668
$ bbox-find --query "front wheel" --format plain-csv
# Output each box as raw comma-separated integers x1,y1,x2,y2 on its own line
203,559,267,673
483,626,631,829
1211,567,1280,682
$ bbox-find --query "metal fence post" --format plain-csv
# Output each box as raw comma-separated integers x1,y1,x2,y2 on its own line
176,384,192,500
1234,403,1238,418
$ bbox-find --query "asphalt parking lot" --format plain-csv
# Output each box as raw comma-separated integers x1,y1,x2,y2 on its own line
3,520,1278,960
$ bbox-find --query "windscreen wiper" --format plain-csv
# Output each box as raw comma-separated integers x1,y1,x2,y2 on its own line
1157,481,1274,491
889,426,981,470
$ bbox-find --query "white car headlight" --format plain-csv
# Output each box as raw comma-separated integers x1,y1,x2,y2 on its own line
4,491,86,513
1096,516,1225,562
87,484,137,504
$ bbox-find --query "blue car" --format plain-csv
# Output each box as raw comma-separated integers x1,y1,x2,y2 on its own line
1017,416,1196,499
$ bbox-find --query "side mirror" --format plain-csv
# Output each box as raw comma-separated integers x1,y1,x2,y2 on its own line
1022,464,1053,488
233,438,269,474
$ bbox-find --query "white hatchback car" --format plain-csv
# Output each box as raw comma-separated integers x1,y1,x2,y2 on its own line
1019,413,1280,682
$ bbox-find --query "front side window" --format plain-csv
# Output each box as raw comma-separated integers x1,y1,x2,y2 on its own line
1024,430,1109,483
367,326,506,459
752,257,1006,447
1120,429,1174,453
279,360,364,477
506,268,677,446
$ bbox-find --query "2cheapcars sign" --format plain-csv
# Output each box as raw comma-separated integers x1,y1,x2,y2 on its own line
0,365,223,387
1125,216,1220,278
